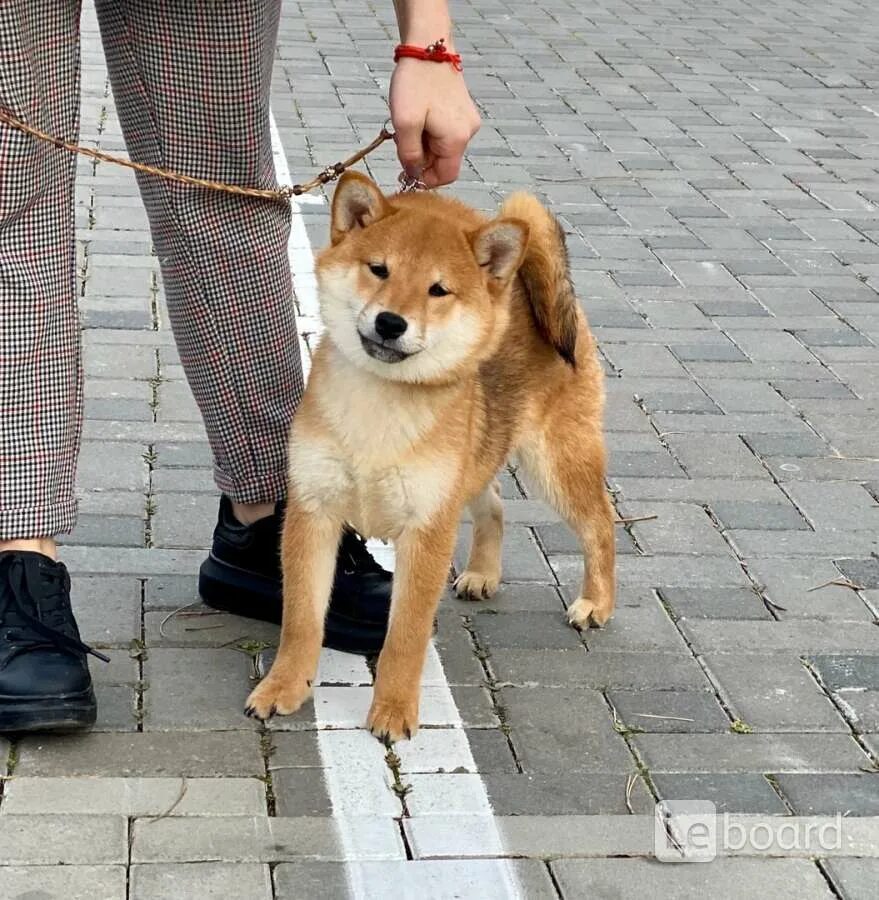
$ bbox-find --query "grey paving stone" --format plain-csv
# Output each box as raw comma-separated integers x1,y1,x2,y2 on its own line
709,501,809,531
130,863,272,900
130,815,403,862
619,501,732,556
0,815,128,865
273,769,332,816
469,611,583,651
450,686,500,728
16,731,264,777
455,524,554,583
745,558,874,620
633,733,872,773
786,482,879,532
143,649,257,731
658,587,771,620
142,574,201,611
0,866,127,900
92,683,140,733
1,776,264,816
822,859,879,900
681,621,879,654
809,656,879,691
835,691,879,733
671,341,748,362
77,441,149,492
578,600,688,653
63,513,145,547
551,858,834,900
150,492,218,550
836,558,879,589
535,521,638,557
489,648,710,691
144,607,279,648
466,729,519,774
444,581,564,614
279,860,557,900
652,773,789,814
68,575,141,646
774,774,879,816
497,688,634,774
608,690,730,733
268,731,323,769
705,654,847,732
664,434,767,479
484,772,653,815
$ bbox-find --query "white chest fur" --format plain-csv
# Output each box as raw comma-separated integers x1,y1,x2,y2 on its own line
287,346,459,539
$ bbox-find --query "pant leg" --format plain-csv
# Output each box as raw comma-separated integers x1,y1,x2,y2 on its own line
0,1,83,539
94,0,303,504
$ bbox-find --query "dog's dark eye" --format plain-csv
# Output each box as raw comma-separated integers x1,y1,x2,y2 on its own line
368,263,389,279
428,283,449,297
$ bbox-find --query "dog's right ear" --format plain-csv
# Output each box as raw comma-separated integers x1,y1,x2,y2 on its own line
330,172,392,245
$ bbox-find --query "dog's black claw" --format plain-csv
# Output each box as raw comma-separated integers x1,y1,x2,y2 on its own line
269,704,277,718
244,705,255,718
404,728,412,740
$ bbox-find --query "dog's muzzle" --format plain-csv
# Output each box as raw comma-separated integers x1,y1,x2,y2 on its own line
358,330,417,364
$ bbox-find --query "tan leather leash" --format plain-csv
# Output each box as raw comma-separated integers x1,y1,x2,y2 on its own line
0,107,394,202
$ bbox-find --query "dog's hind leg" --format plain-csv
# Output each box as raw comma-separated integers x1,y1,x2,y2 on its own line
518,432,615,628
454,479,504,600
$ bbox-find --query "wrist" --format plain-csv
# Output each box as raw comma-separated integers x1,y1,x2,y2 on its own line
394,37,462,71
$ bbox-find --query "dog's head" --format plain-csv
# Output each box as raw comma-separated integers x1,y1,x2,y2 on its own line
316,172,529,383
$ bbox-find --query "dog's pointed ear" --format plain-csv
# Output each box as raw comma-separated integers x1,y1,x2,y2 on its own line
330,172,392,244
471,218,529,283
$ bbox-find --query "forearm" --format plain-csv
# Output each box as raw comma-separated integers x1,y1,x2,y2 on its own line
392,0,453,47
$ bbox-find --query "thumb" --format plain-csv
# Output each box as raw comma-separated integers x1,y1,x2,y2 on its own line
393,115,427,177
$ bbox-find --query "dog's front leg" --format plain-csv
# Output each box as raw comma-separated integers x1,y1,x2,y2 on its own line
245,501,341,720
367,517,457,742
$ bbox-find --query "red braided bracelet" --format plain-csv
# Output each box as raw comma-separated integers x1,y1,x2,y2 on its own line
393,37,463,71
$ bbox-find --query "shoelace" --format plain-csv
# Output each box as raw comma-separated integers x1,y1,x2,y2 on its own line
339,530,391,578
0,554,110,663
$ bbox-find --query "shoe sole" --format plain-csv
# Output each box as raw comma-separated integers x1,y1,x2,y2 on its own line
0,687,97,734
199,554,387,656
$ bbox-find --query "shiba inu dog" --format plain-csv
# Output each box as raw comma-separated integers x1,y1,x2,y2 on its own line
245,172,615,741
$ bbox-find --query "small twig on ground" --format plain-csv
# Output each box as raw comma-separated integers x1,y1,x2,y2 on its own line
624,773,640,815
615,514,658,526
632,713,695,722
808,577,865,593
158,600,204,639
762,596,787,614
146,777,188,823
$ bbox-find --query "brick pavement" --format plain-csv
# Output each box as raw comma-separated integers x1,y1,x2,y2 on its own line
3,0,879,897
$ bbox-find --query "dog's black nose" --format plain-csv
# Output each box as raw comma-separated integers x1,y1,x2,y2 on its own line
374,311,408,340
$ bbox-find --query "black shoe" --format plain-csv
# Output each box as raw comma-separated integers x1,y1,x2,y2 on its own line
0,551,108,733
199,497,391,655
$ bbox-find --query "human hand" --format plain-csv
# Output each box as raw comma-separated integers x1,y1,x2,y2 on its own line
389,56,481,187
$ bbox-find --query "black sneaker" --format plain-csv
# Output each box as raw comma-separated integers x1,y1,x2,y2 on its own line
0,551,108,733
199,496,391,655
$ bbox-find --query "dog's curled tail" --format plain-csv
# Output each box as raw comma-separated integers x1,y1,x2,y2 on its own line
501,192,579,367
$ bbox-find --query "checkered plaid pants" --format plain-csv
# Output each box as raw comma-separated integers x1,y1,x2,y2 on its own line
0,0,303,539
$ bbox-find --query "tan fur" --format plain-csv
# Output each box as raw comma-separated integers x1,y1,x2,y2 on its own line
246,172,616,741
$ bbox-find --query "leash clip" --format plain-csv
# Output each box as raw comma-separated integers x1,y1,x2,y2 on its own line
397,171,428,193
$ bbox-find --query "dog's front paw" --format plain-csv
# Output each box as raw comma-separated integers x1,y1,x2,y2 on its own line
245,675,312,721
567,595,613,629
367,695,419,742
454,570,500,601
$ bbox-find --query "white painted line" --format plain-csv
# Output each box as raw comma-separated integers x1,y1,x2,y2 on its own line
269,110,522,898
